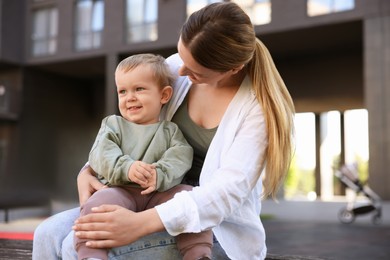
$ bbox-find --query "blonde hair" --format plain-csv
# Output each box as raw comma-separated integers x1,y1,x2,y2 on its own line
250,39,295,198
181,2,295,198
116,53,175,88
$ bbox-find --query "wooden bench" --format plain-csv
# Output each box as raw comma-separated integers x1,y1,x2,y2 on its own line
0,239,328,260
0,239,32,260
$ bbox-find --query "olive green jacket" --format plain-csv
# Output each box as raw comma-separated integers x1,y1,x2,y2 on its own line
89,115,193,191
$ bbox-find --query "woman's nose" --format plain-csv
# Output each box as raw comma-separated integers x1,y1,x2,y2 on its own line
178,65,188,76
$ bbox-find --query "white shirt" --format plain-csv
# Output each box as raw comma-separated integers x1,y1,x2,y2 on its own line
157,54,268,260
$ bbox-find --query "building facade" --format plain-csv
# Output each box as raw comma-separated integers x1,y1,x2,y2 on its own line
0,0,389,201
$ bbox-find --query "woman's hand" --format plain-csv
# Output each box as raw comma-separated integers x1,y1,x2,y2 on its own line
77,166,106,205
73,205,164,248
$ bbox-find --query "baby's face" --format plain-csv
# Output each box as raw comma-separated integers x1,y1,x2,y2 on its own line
115,64,165,125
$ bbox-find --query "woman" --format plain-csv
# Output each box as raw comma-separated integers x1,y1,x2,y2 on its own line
33,2,294,259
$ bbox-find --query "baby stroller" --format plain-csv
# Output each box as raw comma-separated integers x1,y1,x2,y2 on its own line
334,163,382,225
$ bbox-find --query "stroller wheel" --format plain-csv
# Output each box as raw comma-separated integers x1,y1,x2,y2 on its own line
372,214,381,225
338,208,355,224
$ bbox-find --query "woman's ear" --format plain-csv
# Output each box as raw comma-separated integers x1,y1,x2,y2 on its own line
161,86,173,104
232,64,245,74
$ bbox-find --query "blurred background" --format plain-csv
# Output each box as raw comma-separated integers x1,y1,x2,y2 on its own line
0,0,389,221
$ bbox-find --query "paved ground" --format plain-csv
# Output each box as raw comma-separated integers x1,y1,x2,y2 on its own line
264,220,390,259
0,199,389,260
262,200,390,260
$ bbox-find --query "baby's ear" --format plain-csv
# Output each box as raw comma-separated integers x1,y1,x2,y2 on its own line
161,86,173,104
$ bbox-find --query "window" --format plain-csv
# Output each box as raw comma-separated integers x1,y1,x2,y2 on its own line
31,7,58,56
232,0,271,25
126,0,158,43
33,0,48,2
286,113,316,200
74,0,104,51
186,0,222,17
307,0,354,17
187,0,270,25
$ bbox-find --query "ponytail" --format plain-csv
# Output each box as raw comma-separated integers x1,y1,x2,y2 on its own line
249,38,295,199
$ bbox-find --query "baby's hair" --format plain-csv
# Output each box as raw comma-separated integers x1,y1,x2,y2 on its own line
116,53,175,87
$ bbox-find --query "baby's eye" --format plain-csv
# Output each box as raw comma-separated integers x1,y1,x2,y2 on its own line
136,87,145,92
119,89,126,95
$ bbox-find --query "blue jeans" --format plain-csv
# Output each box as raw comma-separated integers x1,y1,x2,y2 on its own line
33,207,229,259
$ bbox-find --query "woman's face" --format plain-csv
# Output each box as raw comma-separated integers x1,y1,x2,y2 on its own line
177,38,229,85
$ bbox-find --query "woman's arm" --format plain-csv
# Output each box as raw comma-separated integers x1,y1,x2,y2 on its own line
73,102,266,248
77,165,106,205
73,205,164,248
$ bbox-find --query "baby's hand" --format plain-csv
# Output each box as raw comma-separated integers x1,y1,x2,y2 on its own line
128,161,155,187
140,168,157,195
